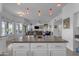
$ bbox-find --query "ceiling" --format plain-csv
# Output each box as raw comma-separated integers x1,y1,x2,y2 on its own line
3,3,66,24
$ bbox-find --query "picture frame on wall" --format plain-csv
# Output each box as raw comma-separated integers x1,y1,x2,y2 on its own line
63,17,70,29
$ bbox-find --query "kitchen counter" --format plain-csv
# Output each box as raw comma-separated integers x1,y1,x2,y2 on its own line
7,36,68,43
7,36,68,56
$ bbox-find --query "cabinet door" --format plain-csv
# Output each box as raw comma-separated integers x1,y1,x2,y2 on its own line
53,50,66,56
12,43,30,56
31,43,48,56
48,43,66,50
32,50,48,56
13,49,27,56
31,43,47,50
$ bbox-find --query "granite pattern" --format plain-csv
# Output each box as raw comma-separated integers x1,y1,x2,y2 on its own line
7,36,68,43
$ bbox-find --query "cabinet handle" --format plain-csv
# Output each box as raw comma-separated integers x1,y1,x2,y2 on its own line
55,46,62,48
37,45,42,48
18,46,24,48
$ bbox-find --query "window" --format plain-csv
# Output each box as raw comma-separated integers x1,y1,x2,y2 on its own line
19,23,23,33
23,25,27,33
8,23,13,34
16,23,23,34
1,21,6,36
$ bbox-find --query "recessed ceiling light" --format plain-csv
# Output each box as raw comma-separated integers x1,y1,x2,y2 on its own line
57,3,62,7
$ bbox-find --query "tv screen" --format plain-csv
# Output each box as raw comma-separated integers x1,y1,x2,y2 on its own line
34,26,39,29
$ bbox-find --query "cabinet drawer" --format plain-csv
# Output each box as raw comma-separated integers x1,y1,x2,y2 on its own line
32,50,48,56
53,50,66,56
13,49,27,56
48,43,66,50
31,43,47,50
13,43,29,49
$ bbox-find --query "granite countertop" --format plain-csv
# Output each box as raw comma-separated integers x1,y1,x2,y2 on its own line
7,36,68,43
0,36,7,38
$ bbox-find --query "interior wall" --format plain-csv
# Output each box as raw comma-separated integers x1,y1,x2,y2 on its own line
49,3,79,51
62,3,79,51
49,13,62,37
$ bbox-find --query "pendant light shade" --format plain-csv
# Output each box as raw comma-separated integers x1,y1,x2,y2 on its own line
16,0,21,5
26,8,30,15
48,8,53,16
38,9,41,16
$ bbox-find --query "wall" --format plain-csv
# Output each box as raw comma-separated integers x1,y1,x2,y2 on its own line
49,4,79,51
62,4,74,51
0,4,2,36
49,13,62,36
62,4,79,51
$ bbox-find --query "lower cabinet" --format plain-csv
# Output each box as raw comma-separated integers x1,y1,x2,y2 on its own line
13,49,28,56
31,50,48,56
11,43,66,56
48,43,66,56
31,43,48,56
12,43,30,56
50,50,66,56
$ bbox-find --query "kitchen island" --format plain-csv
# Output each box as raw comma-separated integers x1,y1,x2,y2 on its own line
8,36,68,56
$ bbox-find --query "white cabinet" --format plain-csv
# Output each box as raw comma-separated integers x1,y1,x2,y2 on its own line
49,43,66,50
50,50,66,56
32,50,48,56
53,50,66,56
0,37,7,54
12,43,30,56
13,49,27,56
48,43,66,56
31,43,48,56
10,43,67,56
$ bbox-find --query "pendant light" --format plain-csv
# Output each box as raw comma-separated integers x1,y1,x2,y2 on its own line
57,3,62,7
16,0,21,5
26,8,30,16
17,12,25,16
48,8,53,16
38,9,41,16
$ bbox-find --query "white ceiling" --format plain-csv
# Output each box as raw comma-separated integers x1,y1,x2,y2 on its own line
3,3,66,24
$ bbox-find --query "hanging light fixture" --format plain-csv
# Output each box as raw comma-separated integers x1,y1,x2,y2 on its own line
38,9,41,16
26,8,30,16
48,8,53,16
57,3,62,7
17,11,25,16
16,0,21,5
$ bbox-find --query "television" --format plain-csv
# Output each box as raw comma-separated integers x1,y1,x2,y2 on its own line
34,26,39,29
